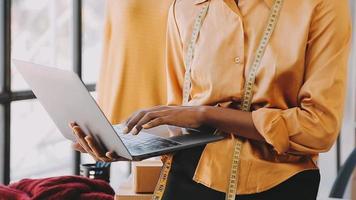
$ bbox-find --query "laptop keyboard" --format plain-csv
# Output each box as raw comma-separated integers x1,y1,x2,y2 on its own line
113,125,181,155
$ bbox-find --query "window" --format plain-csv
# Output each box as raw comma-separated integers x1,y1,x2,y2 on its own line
10,0,73,182
82,0,105,84
0,0,106,184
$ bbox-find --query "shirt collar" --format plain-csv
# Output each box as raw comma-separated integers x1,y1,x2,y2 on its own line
194,0,273,8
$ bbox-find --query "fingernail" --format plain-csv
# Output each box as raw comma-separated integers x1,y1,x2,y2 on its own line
84,136,91,142
130,127,138,135
142,124,149,129
122,126,129,134
72,129,78,135
72,126,79,133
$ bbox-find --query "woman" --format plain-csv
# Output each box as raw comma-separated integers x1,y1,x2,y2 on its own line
97,0,173,124
72,0,352,199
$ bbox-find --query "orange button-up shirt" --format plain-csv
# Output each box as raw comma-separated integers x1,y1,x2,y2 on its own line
166,0,352,194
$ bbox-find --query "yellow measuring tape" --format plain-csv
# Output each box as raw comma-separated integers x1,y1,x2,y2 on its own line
152,0,283,199
226,0,283,200
152,155,172,200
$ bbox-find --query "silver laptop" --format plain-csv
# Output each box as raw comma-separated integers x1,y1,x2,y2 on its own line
14,60,225,161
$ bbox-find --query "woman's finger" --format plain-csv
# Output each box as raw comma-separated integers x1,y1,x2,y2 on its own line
85,136,111,162
69,122,78,128
105,151,121,160
105,151,116,160
72,125,86,138
124,110,147,134
106,151,130,162
72,129,96,156
76,136,96,156
69,123,107,161
125,106,172,134
122,110,142,133
85,136,105,157
72,142,86,153
142,117,169,129
133,111,166,134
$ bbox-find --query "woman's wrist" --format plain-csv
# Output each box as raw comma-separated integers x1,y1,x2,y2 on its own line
195,105,264,141
197,106,215,125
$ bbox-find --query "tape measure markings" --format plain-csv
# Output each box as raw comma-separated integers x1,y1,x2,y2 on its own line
226,1,283,199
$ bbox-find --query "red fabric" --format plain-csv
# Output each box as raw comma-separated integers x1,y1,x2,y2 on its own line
0,176,114,200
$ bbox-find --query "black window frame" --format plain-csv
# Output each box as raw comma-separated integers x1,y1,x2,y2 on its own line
0,0,96,184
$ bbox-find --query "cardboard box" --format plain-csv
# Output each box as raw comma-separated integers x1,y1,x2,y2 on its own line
115,178,152,200
132,160,163,193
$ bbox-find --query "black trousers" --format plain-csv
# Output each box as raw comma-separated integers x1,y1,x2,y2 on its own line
162,146,320,200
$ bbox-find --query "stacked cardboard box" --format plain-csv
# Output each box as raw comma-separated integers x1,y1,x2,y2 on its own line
115,178,152,200
132,160,163,193
115,160,163,200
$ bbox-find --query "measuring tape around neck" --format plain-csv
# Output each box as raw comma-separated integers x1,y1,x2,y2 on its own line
226,1,283,199
183,3,210,104
152,0,284,199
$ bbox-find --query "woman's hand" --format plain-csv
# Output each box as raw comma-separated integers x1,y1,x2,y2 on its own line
123,106,207,135
69,123,129,162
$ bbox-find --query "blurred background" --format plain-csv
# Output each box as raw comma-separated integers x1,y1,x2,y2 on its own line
0,0,355,199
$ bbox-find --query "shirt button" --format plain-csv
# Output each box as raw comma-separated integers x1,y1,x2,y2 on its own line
234,57,242,64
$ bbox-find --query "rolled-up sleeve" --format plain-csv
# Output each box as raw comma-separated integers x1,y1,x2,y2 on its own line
166,1,185,106
252,0,352,155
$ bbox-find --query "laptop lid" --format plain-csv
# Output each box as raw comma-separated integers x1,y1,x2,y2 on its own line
13,59,132,160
